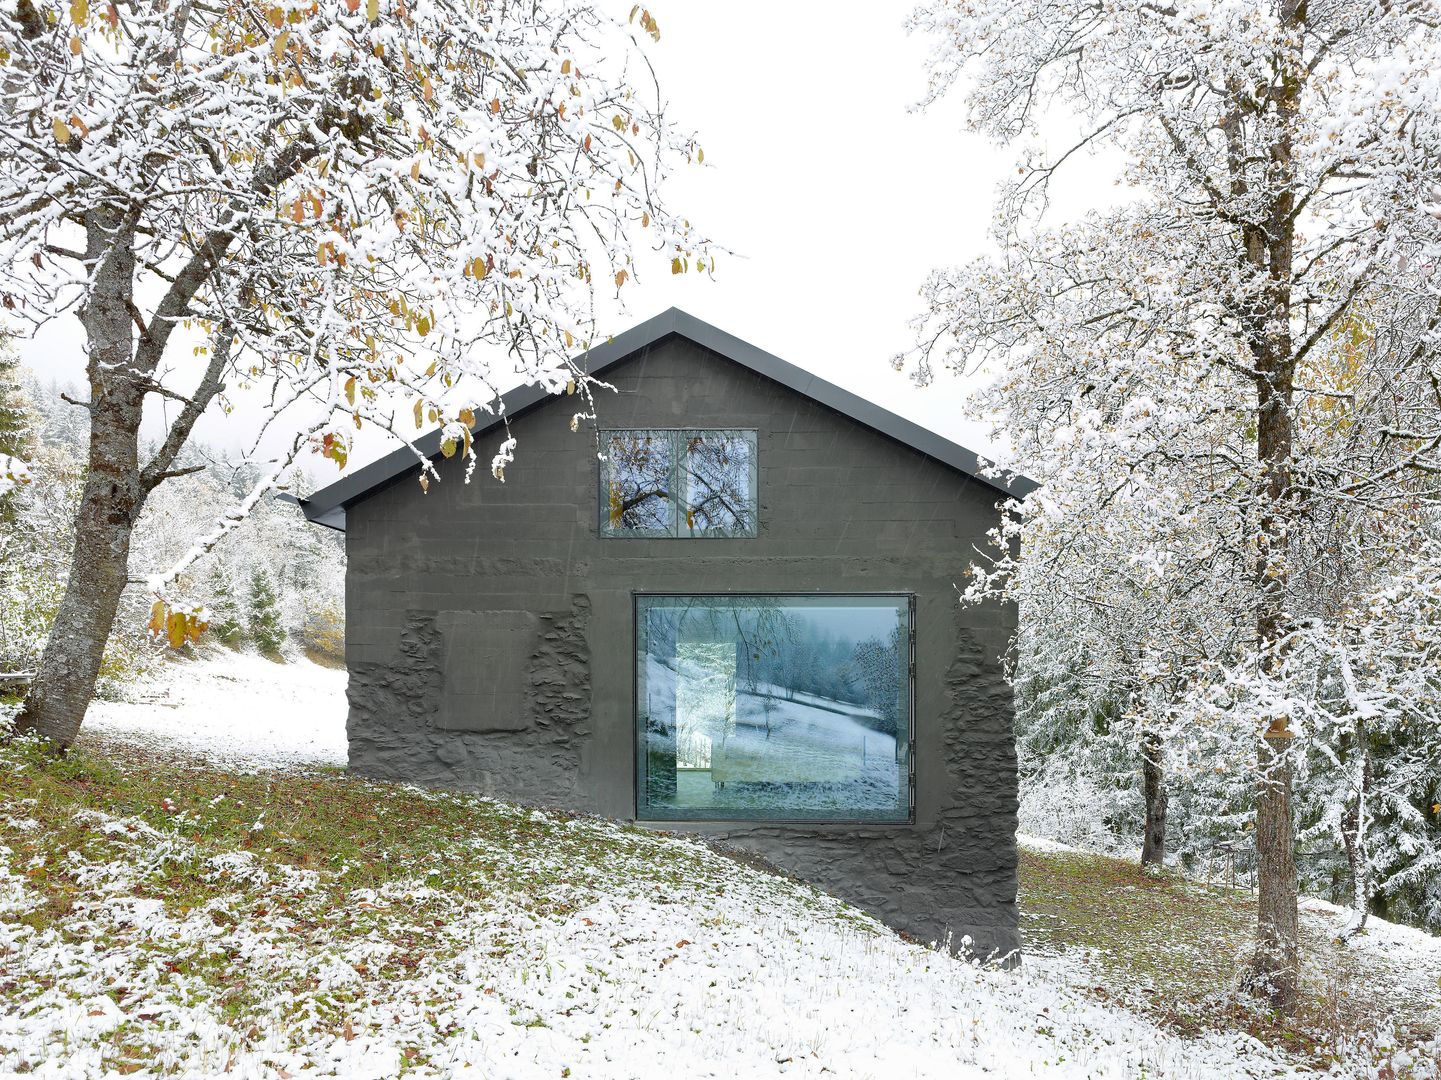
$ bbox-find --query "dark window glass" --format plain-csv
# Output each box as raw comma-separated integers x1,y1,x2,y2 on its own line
600,430,757,538
636,594,912,822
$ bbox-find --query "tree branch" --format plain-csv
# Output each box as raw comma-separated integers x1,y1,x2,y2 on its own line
140,325,232,492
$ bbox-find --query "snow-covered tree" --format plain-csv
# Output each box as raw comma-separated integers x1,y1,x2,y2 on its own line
0,350,27,459
852,625,905,737
0,0,707,748
0,375,76,675
247,570,286,657
1199,541,1441,933
905,0,1441,1008
206,565,247,650
0,348,29,505
1,375,348,690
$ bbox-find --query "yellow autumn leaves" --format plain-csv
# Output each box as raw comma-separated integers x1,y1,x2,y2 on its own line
628,5,660,43
50,114,89,144
52,0,94,150
148,601,208,650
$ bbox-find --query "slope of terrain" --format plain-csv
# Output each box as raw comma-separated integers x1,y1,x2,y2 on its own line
1019,837,1441,1072
1,654,1435,1078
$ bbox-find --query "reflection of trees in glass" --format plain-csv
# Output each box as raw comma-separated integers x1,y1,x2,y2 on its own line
605,431,672,532
637,595,911,821
851,624,906,736
675,642,737,770
644,597,907,718
602,429,756,537
680,431,754,535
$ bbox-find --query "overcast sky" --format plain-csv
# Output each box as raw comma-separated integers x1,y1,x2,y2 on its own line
16,2,1111,479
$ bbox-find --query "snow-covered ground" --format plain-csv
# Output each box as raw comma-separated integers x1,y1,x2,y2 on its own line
2,792,1307,1079
85,652,348,768
5,656,1433,1078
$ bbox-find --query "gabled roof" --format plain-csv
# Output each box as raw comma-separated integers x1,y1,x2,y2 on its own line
294,307,1035,531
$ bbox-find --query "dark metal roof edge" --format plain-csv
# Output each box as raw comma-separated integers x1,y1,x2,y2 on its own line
661,310,1035,502
275,489,346,531
297,307,1035,530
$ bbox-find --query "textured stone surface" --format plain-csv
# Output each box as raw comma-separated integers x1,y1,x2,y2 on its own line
344,336,1020,957
348,597,592,803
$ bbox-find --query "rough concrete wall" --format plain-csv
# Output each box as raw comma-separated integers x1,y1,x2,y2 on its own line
347,596,592,803
344,335,1020,957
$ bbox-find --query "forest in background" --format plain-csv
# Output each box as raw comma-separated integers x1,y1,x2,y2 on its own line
0,352,345,697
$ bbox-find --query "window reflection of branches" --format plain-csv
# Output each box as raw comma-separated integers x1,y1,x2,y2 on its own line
600,430,756,538
680,431,755,535
603,431,673,534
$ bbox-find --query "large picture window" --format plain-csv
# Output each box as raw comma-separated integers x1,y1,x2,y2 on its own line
600,430,757,538
636,594,913,822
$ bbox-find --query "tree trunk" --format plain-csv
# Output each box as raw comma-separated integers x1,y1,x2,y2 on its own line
11,207,146,750
1251,730,1300,1005
1248,344,1302,1008
1234,0,1304,1005
1339,722,1371,939
1140,726,1167,868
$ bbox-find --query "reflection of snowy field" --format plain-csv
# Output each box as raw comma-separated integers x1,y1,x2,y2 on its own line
645,657,906,815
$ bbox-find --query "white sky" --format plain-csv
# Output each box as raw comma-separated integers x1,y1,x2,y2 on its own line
15,2,1114,479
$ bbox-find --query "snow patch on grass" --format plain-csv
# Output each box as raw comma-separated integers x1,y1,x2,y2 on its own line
0,788,1309,1079
4,655,1431,1077
1017,831,1090,855
84,651,347,769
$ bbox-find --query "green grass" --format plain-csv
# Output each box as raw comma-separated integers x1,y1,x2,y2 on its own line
3,732,871,1075
1019,845,1440,1069
0,734,788,937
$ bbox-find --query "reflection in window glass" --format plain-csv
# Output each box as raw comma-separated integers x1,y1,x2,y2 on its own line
637,594,911,822
600,429,757,538
680,430,756,536
602,430,673,536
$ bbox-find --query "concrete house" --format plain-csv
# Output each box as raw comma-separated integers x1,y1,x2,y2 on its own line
297,308,1030,958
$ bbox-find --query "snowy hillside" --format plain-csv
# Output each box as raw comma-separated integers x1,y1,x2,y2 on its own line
2,656,1435,1078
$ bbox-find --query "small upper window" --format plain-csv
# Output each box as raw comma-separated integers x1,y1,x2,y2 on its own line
601,429,757,538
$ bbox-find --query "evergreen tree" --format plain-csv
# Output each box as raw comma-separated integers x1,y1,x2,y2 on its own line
208,565,246,649
247,569,286,657
0,351,32,522
0,352,26,459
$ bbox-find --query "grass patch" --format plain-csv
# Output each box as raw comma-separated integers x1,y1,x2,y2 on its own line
1018,844,1439,1071
2,735,792,932
2,733,858,1076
